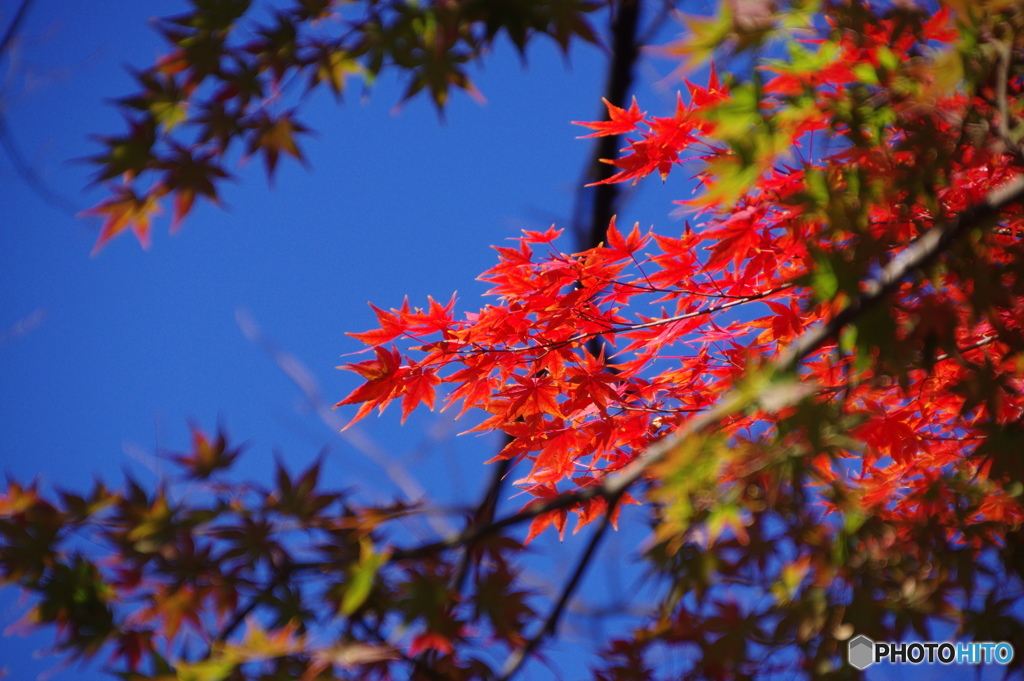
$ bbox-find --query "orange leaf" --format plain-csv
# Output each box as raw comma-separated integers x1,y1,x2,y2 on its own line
83,186,163,253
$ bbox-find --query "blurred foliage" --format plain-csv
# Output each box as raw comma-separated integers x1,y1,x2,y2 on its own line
7,0,1024,679
84,0,604,250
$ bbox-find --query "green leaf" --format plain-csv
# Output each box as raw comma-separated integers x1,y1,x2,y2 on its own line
342,539,389,615
174,658,236,681
810,251,838,301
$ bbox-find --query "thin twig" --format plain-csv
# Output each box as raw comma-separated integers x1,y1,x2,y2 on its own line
0,306,45,349
0,0,34,58
444,281,796,358
0,0,82,216
0,113,81,215
207,562,293,652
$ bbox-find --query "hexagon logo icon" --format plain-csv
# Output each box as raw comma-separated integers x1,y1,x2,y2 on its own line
848,635,875,670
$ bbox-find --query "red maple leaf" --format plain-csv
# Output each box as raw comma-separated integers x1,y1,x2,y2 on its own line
573,97,645,138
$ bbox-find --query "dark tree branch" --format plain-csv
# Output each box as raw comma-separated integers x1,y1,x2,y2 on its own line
574,0,642,251
205,561,294,655
497,494,621,681
448,457,512,595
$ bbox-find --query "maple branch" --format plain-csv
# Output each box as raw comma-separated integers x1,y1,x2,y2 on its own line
0,306,45,349
934,334,998,363
607,282,796,335
993,226,1024,237
391,173,1024,561
452,282,796,358
497,494,621,681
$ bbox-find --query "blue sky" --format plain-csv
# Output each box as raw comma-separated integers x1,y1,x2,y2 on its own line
0,2,680,678
0,1,653,496
0,2,1014,681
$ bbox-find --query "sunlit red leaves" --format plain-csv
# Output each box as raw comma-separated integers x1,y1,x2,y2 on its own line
760,43,858,97
521,483,569,543
576,67,730,187
574,97,645,138
749,298,805,345
595,136,683,186
701,205,768,271
334,345,440,425
337,215,811,500
565,348,621,414
22,0,1024,676
347,295,457,347
685,62,729,110
603,216,647,259
519,481,635,543
852,403,925,466
506,373,562,419
643,229,700,292
348,303,414,347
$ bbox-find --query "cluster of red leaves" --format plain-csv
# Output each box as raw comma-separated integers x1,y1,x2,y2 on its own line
338,4,1024,551
574,66,729,185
